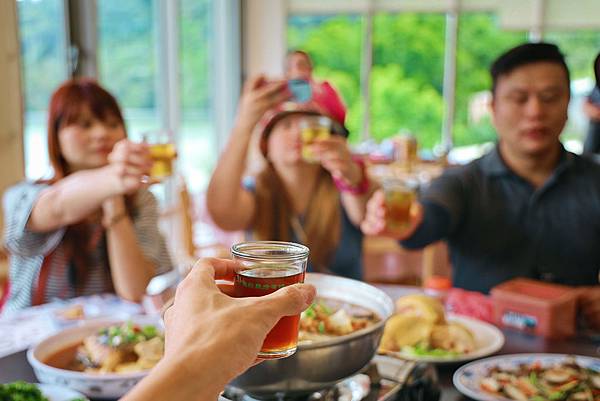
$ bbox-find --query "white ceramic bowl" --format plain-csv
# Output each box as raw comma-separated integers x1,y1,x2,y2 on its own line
27,317,162,399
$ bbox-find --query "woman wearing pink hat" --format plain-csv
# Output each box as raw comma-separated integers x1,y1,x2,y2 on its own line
206,76,374,279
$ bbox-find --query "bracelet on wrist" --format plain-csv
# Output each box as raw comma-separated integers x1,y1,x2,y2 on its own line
333,159,370,195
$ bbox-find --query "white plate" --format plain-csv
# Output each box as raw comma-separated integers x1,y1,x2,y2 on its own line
381,314,505,363
453,353,600,401
38,383,88,401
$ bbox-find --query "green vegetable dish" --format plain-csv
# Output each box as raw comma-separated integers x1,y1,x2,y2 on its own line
479,357,600,401
0,381,85,401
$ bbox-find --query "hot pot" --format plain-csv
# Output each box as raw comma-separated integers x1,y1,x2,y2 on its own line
228,273,395,398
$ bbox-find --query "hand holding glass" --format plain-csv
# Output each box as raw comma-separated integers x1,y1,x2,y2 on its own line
229,241,309,359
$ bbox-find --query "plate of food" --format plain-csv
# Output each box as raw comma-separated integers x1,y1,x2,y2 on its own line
0,381,88,401
27,317,163,398
453,353,600,401
378,294,504,363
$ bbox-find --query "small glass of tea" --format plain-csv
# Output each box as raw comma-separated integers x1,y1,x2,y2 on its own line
141,130,177,183
300,116,331,163
382,177,418,236
230,241,309,359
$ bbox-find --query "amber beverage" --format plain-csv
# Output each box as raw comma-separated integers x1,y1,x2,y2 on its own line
142,130,177,182
383,178,417,235
231,241,309,359
149,143,176,181
300,116,331,163
234,266,304,356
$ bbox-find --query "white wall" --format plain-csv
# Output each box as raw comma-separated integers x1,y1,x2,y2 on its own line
242,0,287,78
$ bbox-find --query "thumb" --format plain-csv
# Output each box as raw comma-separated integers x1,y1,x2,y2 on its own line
258,283,316,319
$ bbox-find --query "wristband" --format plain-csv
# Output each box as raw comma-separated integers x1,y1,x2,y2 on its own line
333,159,370,195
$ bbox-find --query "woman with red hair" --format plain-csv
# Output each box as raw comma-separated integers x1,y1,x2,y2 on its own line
2,79,172,311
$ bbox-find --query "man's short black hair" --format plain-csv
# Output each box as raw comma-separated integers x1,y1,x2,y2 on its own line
490,42,570,94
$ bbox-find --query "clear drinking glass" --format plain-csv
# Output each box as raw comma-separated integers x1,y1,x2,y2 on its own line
231,241,309,359
383,177,418,236
142,130,177,183
300,116,331,163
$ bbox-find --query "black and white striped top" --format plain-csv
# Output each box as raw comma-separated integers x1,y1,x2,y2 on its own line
2,182,173,312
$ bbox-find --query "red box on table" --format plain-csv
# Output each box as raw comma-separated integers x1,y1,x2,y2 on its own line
490,278,579,339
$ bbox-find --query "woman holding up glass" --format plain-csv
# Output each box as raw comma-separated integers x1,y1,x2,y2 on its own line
2,79,172,311
206,76,374,280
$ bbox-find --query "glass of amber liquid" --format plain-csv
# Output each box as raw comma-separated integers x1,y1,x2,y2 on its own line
300,116,331,163
383,178,418,236
142,130,177,183
231,241,309,359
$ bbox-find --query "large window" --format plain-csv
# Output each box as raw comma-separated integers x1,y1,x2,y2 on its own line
288,5,600,159
454,14,526,148
288,15,363,143
546,30,600,152
179,0,215,192
17,1,224,194
372,13,445,150
17,0,68,179
98,0,159,140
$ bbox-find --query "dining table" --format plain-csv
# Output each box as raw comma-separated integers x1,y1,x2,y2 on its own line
0,287,598,401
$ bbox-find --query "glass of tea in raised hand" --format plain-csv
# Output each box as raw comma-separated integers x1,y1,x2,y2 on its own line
142,130,177,183
300,116,331,163
230,241,309,359
382,177,418,236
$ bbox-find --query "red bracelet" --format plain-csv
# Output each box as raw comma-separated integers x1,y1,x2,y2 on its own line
333,159,370,195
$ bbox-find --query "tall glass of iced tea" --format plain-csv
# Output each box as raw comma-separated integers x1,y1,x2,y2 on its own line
383,177,418,236
231,241,309,359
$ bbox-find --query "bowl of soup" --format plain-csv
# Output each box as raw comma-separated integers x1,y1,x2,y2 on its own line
228,273,395,398
27,317,163,399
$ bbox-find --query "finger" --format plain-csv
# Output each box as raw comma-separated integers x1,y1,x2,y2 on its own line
366,190,386,215
244,75,267,92
255,283,316,318
361,218,386,236
191,258,240,283
255,80,288,101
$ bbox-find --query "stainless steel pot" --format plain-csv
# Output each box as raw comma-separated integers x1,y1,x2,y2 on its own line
228,273,395,398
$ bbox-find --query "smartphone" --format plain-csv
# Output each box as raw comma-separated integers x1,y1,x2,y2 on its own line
287,79,312,103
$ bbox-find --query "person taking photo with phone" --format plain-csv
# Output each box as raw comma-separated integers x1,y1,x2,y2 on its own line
206,76,374,280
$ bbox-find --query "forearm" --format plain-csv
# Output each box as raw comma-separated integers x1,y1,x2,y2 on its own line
206,124,253,221
106,217,155,302
400,201,452,249
29,167,117,232
122,351,225,401
340,185,376,226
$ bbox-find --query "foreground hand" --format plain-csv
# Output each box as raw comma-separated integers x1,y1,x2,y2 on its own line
311,136,362,186
579,286,600,331
163,258,316,388
235,75,291,131
360,189,423,240
107,139,152,194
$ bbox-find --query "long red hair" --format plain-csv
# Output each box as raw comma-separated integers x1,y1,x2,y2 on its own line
42,78,130,293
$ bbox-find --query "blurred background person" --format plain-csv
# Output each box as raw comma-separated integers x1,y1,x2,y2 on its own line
582,52,600,154
207,76,374,280
2,79,172,312
361,43,600,329
285,50,347,129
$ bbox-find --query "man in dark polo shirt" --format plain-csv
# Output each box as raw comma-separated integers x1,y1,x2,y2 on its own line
362,42,600,329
